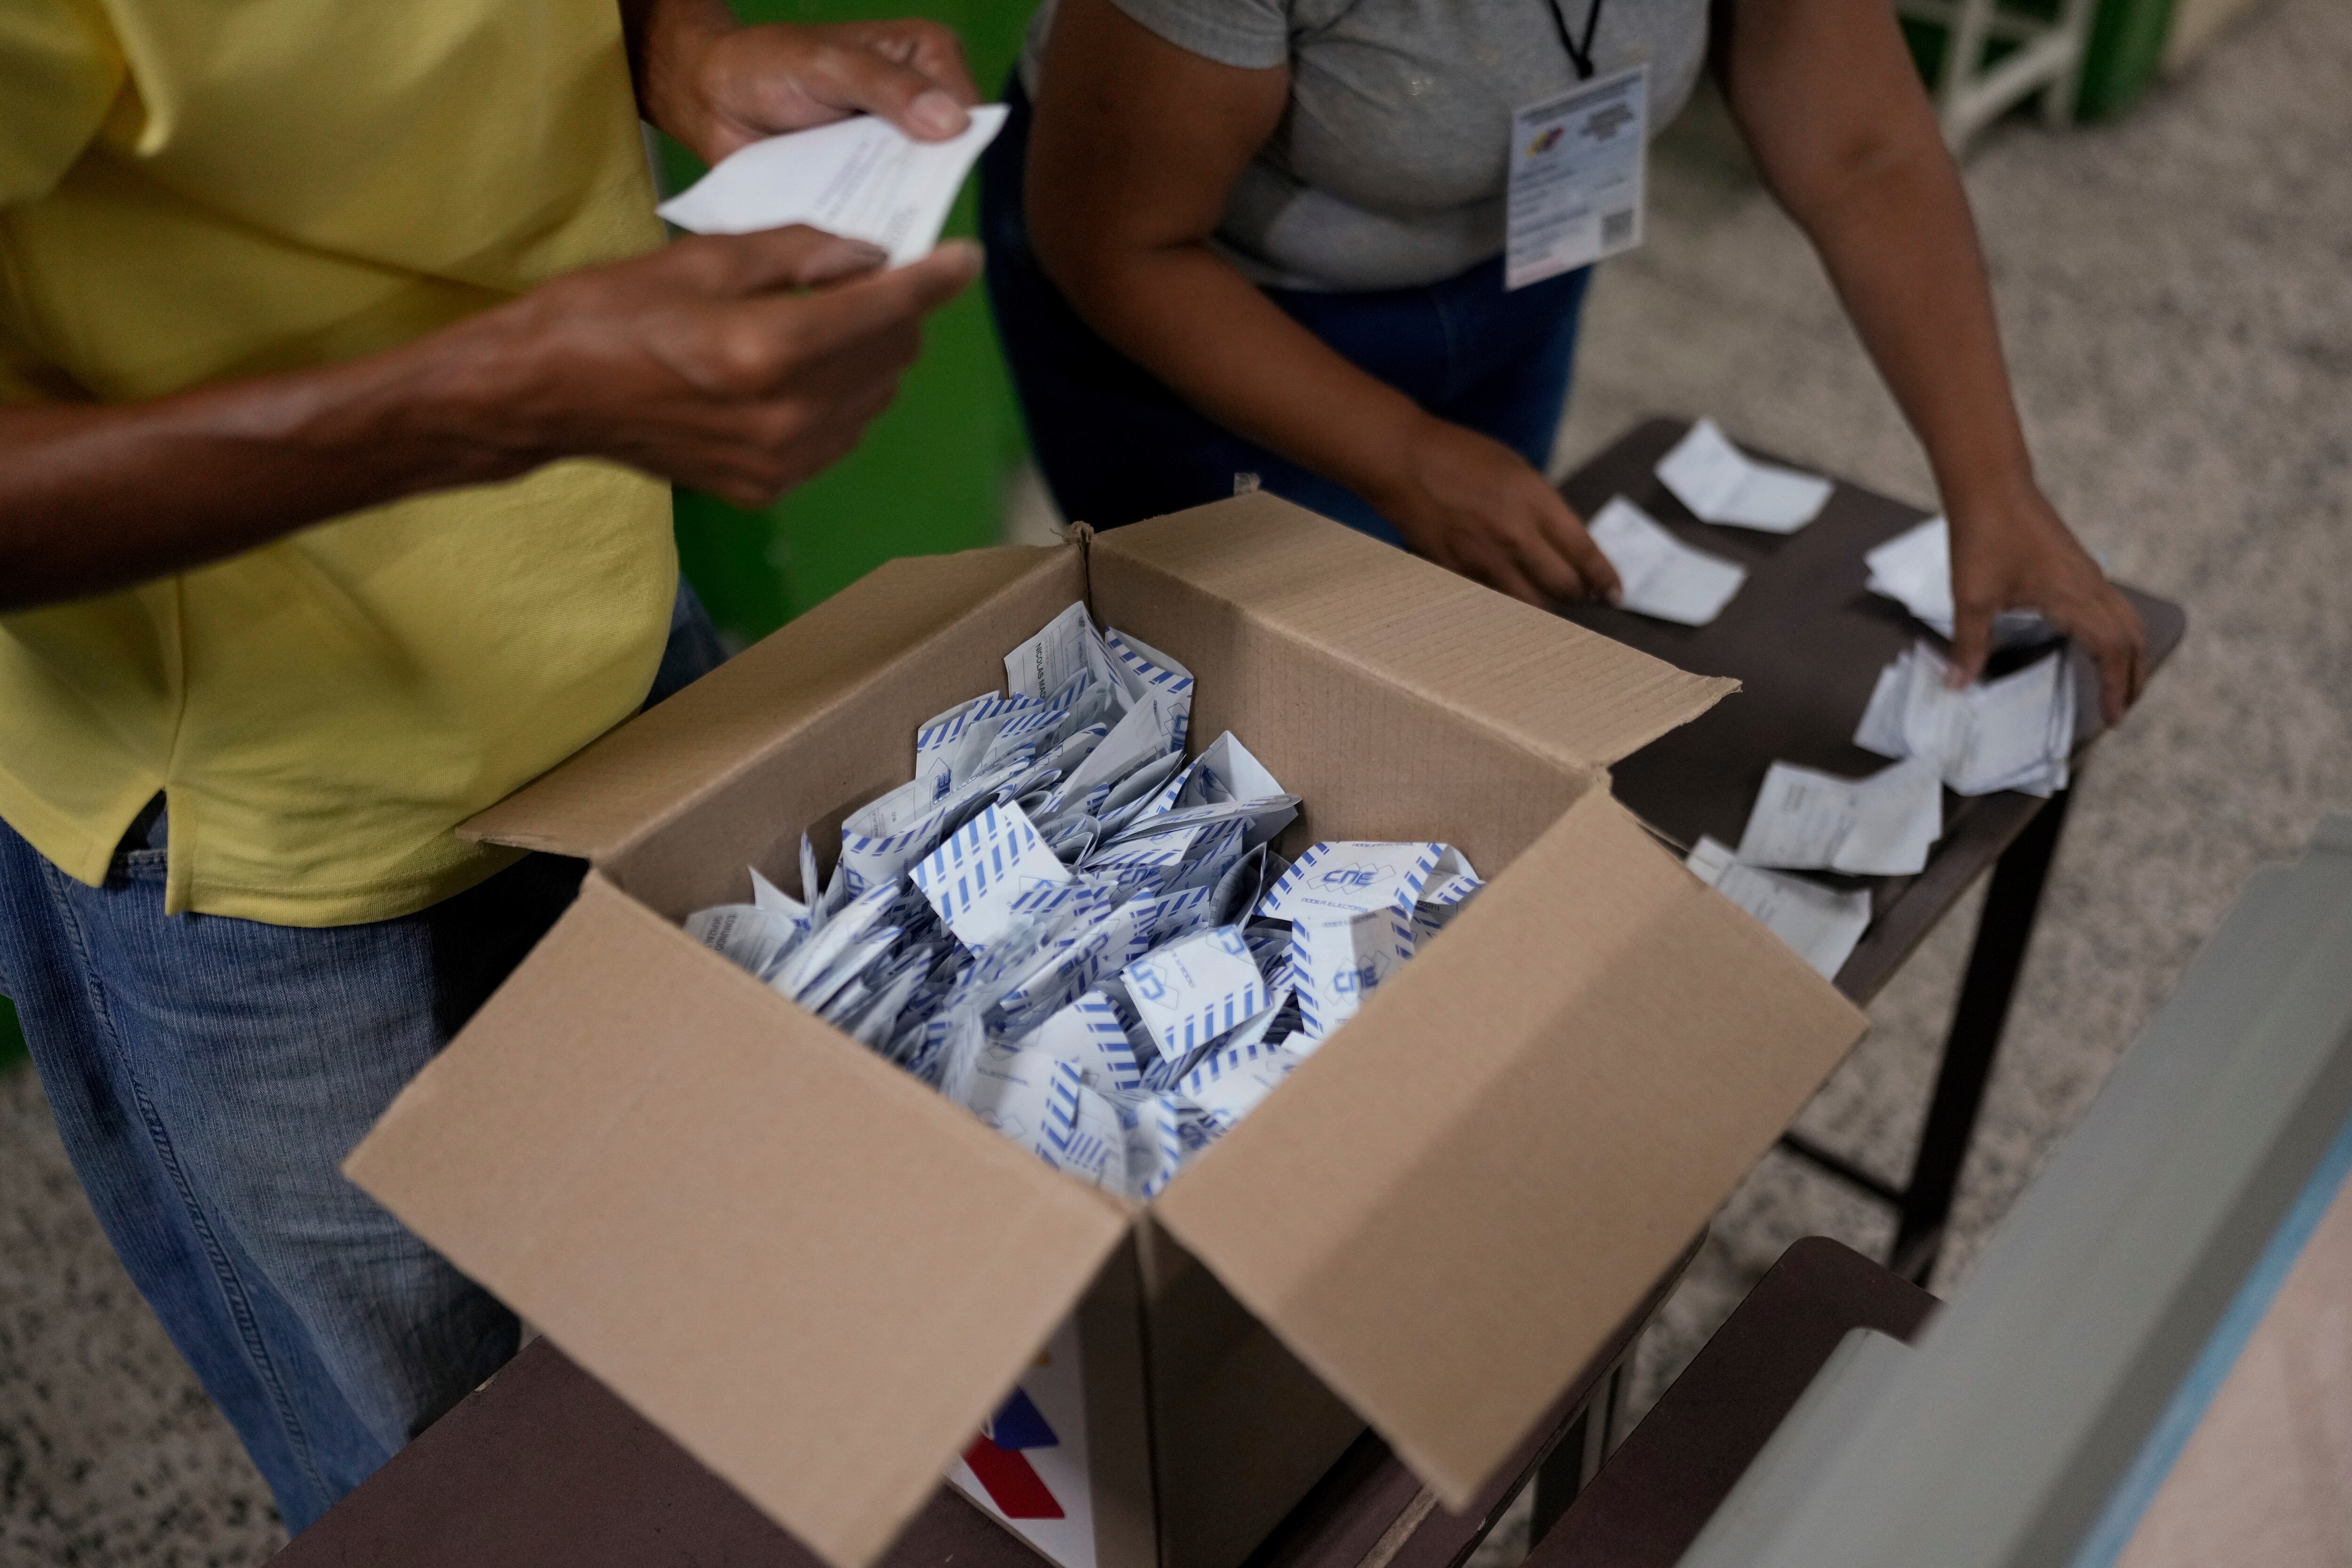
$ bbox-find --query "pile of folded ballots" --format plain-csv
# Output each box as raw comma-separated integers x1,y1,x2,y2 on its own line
682,601,1481,1203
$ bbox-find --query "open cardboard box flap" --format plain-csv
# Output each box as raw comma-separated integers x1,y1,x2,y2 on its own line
344,872,1130,1568
1152,787,1867,1508
460,542,1073,862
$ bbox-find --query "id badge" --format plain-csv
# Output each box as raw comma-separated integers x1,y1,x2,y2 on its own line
1505,62,1647,291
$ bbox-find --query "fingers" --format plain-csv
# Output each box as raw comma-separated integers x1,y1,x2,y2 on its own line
1946,597,1994,690
670,227,889,296
847,19,981,112
730,240,980,369
802,23,976,140
1482,553,1552,610
1534,492,1621,604
2084,590,2149,725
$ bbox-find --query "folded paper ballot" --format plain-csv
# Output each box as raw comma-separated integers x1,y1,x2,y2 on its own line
683,598,1486,1200
1655,418,1834,533
1736,759,1943,877
1585,496,1749,625
1855,641,2076,797
1864,516,2055,648
1686,837,1871,982
657,105,1009,267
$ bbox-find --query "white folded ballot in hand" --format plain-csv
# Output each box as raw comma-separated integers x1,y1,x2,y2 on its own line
1585,496,1748,626
681,598,1487,1202
1735,759,1942,877
657,106,1009,267
1855,641,2076,797
1654,418,1834,534
1864,516,2054,648
1686,837,1871,982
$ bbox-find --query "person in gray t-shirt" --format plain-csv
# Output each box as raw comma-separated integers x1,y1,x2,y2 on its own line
981,0,2145,719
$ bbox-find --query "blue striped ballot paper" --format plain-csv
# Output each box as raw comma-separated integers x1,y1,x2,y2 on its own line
683,600,1493,1202
1123,926,1269,1061
914,802,1074,951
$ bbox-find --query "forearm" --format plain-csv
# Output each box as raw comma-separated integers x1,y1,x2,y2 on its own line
0,324,521,611
1046,242,1430,506
1783,143,2036,510
1723,0,2036,514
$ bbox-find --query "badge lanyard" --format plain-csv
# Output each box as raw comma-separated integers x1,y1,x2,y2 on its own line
1503,0,1647,290
1543,0,1605,83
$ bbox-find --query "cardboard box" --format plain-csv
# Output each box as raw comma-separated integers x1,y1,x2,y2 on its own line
347,495,1865,1568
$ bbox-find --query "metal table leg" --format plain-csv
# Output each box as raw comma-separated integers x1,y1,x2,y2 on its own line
1526,1364,1621,1544
1780,789,2076,1284
1887,788,2074,1282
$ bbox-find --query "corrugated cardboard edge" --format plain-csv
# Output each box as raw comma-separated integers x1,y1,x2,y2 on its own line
1152,790,1867,1508
1090,495,1738,769
460,542,1078,863
345,871,1131,1568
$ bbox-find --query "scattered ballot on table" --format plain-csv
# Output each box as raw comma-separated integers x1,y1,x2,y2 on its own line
1855,641,2075,798
1864,516,2054,648
1585,497,1748,626
1654,418,1833,534
1686,837,1871,982
682,599,1484,1199
657,106,1009,267
1735,759,1942,877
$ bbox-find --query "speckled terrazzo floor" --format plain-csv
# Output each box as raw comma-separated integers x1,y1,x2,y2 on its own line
5,0,2347,1560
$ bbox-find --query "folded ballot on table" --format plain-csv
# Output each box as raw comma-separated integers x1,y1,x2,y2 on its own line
1736,759,1943,877
1586,496,1748,626
1655,418,1834,533
1687,836,1873,982
346,495,1865,1568
658,106,1008,267
1855,641,2076,797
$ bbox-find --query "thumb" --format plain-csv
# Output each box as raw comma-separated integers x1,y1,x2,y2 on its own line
802,37,971,141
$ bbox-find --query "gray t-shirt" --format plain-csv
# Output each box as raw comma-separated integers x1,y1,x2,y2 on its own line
1018,0,1707,292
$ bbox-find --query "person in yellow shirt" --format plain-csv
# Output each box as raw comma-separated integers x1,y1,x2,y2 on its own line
0,0,981,1530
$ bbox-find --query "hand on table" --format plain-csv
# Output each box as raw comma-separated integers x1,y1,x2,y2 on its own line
447,227,981,507
635,2,982,166
1946,483,2145,724
1370,417,1624,608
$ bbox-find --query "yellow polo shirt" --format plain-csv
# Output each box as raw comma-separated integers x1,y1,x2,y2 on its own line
0,0,677,925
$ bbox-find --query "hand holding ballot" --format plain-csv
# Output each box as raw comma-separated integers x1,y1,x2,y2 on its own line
633,12,982,167
647,10,1002,268
1942,486,2146,724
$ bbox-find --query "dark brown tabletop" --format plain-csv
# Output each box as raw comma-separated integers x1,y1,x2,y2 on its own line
1557,419,2186,1004
1528,1237,1939,1568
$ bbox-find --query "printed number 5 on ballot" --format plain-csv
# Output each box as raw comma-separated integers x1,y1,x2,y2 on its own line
1507,63,1646,291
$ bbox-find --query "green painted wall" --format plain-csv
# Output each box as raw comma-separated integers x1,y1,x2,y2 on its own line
662,0,1037,643
1901,0,2181,123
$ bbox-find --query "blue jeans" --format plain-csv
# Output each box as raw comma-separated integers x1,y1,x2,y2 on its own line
0,579,725,1532
980,77,1592,544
